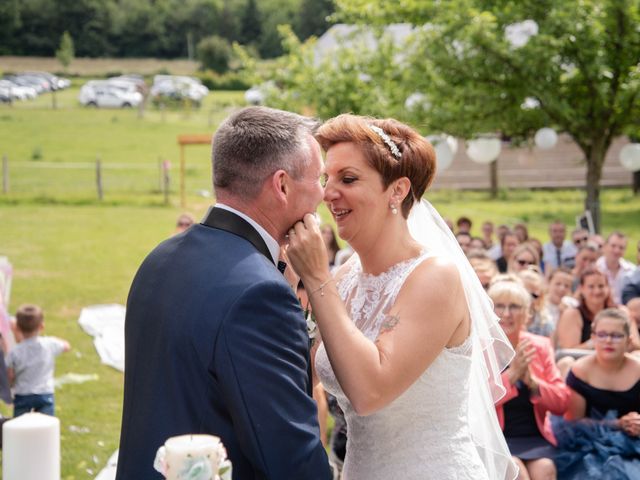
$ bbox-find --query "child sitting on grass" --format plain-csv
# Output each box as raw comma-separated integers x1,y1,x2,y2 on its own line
6,304,70,417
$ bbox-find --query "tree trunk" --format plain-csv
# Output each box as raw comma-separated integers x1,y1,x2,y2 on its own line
633,171,640,195
489,159,498,199
584,146,606,233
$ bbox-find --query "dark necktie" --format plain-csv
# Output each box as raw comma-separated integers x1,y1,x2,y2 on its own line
556,248,562,267
277,261,287,275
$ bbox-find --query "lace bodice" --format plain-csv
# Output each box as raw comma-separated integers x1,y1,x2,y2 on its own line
316,253,488,479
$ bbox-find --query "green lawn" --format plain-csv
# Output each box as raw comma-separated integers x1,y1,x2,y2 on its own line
1,88,640,479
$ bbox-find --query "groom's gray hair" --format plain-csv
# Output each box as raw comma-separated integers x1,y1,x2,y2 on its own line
213,106,319,199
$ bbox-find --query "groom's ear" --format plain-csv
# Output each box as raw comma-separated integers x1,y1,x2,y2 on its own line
270,169,289,202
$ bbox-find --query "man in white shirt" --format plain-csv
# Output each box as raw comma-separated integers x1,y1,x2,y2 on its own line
596,231,636,304
542,220,577,270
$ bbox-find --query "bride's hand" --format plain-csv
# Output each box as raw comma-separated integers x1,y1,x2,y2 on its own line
286,213,330,283
278,245,300,290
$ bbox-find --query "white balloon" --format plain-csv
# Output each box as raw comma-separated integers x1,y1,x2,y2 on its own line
619,143,640,172
466,138,501,164
426,135,454,171
534,127,558,149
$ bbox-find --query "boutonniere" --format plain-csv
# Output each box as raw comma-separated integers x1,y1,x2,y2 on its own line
305,309,318,341
298,296,318,344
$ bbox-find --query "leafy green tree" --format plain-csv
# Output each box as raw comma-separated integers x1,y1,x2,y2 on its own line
197,35,232,73
333,0,640,232
55,31,75,70
295,0,334,40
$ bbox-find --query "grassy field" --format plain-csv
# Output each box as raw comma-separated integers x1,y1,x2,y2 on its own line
0,76,640,479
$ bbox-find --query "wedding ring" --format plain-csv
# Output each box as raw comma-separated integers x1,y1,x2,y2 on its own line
288,229,295,236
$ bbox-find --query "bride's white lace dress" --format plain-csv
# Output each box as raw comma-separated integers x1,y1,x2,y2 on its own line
316,252,489,479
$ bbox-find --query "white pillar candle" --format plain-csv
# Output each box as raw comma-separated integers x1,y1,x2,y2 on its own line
3,412,60,480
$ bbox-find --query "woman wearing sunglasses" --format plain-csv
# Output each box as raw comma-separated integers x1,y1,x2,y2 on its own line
489,276,569,480
553,308,640,479
508,243,541,274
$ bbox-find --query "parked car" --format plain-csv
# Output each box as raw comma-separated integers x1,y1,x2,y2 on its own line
5,74,48,94
0,79,37,100
79,81,143,108
150,75,208,104
22,71,70,90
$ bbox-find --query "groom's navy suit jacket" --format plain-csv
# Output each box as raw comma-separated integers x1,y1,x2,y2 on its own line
116,208,330,479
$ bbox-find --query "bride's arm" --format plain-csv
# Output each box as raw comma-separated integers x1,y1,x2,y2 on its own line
288,217,466,415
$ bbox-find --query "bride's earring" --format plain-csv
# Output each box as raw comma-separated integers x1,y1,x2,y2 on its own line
390,203,398,215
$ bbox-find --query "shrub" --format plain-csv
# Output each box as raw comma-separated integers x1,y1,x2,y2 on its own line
197,35,232,74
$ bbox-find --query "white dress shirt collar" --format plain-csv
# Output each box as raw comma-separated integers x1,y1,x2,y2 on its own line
214,203,280,264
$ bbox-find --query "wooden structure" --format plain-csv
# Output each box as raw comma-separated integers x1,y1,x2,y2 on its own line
177,134,212,207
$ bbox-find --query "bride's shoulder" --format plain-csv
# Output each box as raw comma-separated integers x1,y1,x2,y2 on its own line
406,255,461,294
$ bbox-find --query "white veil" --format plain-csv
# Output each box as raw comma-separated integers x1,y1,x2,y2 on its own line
408,199,518,480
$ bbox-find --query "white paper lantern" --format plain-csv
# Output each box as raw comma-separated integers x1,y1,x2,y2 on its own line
534,127,558,150
619,143,640,172
426,135,454,171
405,92,431,111
244,87,264,105
466,138,501,164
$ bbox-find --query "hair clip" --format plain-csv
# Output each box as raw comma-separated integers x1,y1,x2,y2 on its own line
369,125,402,159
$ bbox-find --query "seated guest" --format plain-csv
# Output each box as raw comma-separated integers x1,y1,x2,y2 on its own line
519,269,555,338
552,309,640,479
174,213,194,234
508,243,541,274
481,220,495,251
596,231,636,305
496,231,520,273
469,256,498,290
543,268,574,327
470,236,487,251
542,220,577,270
456,215,472,234
556,268,616,351
455,231,472,254
570,243,599,291
489,277,570,480
514,223,529,243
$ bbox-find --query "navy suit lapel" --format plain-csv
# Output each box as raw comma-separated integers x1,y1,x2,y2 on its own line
202,206,313,397
201,207,274,265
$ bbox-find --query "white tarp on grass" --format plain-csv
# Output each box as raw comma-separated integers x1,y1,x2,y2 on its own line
78,304,125,373
78,305,125,480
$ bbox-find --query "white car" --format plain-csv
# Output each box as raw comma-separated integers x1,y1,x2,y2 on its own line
151,75,208,103
0,80,37,100
79,81,143,108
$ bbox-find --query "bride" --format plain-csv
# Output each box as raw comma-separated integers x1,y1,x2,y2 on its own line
287,114,518,479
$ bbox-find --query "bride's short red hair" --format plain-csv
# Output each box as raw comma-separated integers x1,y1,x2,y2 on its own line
315,114,436,218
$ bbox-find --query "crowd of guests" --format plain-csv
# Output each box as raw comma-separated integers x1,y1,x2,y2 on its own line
317,219,640,480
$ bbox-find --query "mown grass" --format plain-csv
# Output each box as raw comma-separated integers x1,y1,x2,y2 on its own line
0,84,639,479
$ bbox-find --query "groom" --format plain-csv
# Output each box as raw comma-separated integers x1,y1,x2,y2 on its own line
116,106,331,479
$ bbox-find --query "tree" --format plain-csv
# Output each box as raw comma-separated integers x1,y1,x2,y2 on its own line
332,0,640,232
56,31,75,70
239,0,262,46
197,35,232,73
295,0,334,40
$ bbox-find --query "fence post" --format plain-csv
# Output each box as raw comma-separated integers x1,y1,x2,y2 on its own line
2,155,8,194
163,160,171,205
96,157,103,201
